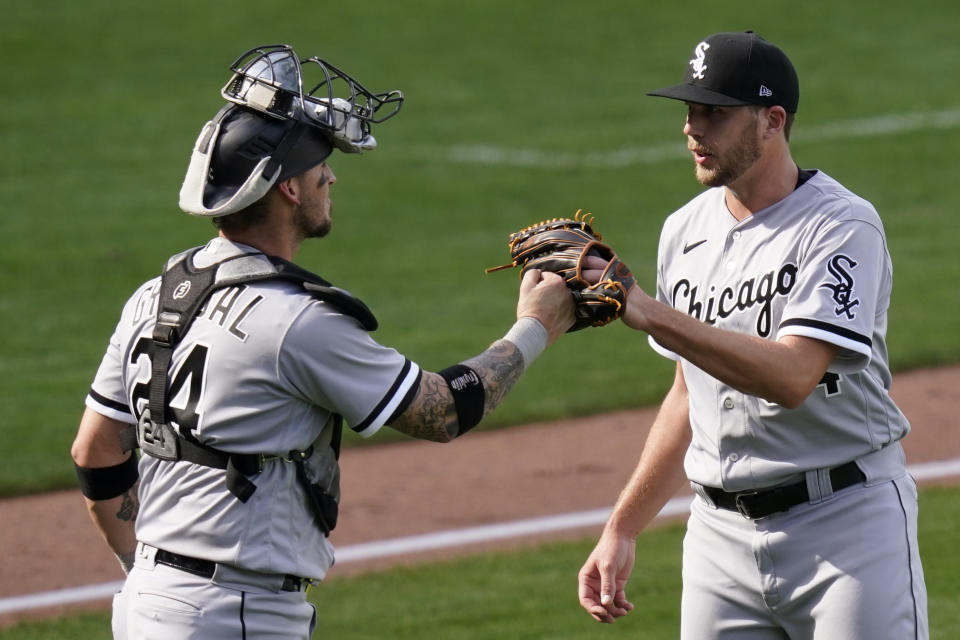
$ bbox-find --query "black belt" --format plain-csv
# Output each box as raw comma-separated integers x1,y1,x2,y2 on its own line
154,549,308,592
700,461,866,519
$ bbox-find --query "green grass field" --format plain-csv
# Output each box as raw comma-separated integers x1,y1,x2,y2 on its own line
3,485,958,638
1,0,959,634
2,0,959,494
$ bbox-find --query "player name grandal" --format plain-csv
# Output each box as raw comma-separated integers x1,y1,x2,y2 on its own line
131,283,262,342
671,263,798,337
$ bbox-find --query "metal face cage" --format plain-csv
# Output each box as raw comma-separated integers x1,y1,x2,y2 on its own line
221,44,403,152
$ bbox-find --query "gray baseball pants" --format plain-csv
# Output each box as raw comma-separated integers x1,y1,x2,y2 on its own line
112,543,317,639
680,474,927,639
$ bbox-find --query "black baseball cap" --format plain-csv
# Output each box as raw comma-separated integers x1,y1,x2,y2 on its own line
647,31,799,113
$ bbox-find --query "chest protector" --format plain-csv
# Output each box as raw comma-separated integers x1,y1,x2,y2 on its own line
123,247,377,536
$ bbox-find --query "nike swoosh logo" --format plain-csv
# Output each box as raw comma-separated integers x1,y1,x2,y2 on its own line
683,239,707,254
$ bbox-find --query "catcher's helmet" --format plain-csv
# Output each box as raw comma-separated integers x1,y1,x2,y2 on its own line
180,44,403,217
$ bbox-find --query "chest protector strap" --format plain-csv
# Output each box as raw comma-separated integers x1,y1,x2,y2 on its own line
126,247,376,535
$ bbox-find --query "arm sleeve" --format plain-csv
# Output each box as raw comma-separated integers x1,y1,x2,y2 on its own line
86,332,136,424
279,301,422,439
776,218,889,373
86,279,161,423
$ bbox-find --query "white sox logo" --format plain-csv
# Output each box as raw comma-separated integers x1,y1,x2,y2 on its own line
819,255,860,319
672,263,798,337
689,42,710,79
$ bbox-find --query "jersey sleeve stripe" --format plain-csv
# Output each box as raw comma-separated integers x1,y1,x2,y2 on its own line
350,359,422,439
85,388,136,424
385,373,422,425
777,318,873,370
779,318,872,347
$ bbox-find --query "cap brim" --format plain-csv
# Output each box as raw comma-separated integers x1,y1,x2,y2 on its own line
646,83,751,107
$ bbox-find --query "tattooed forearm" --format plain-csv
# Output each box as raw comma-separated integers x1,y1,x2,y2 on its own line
390,373,459,442
463,339,524,415
82,480,138,558
389,340,525,442
115,484,140,522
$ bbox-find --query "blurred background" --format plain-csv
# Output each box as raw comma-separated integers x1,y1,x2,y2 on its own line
2,1,960,637
1,0,957,501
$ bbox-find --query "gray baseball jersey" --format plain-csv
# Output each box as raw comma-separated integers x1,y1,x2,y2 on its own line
86,237,421,580
649,169,910,491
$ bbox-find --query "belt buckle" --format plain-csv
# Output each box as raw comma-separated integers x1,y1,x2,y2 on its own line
283,575,314,592
734,491,758,519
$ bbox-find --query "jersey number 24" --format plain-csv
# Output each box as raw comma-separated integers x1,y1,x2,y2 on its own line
130,337,209,435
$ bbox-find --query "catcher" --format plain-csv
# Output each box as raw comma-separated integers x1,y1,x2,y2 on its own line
70,43,574,639
487,210,636,331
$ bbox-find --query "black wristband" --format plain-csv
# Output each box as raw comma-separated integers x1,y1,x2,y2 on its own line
438,364,485,436
75,455,139,500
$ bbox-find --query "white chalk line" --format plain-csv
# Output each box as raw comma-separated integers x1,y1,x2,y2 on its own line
446,107,960,169
3,457,959,617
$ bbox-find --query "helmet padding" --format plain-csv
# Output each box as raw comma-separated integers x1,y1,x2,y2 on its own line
211,107,333,188
179,105,333,217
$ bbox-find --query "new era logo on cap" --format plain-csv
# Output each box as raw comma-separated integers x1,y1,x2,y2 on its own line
647,31,799,113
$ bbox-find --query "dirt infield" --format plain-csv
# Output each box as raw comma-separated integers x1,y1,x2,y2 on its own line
1,364,957,626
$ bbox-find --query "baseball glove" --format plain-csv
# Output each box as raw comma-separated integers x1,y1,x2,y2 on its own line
486,210,635,331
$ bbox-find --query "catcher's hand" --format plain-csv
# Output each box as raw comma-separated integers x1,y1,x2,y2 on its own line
487,211,635,331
